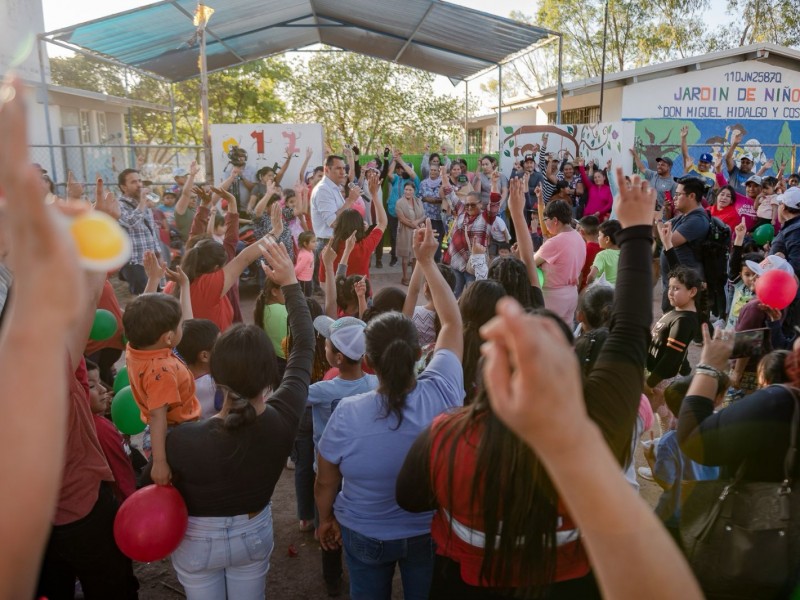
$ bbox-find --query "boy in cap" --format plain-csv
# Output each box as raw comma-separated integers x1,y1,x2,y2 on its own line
679,125,716,191
724,129,756,194
307,315,378,596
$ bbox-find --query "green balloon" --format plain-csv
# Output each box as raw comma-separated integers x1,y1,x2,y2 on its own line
752,223,775,246
113,366,130,394
111,386,146,435
89,309,117,341
537,267,546,287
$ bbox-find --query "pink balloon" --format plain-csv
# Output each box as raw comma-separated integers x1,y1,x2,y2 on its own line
755,269,798,310
114,485,188,562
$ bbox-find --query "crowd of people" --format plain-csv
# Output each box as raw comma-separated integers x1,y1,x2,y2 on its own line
4,68,800,600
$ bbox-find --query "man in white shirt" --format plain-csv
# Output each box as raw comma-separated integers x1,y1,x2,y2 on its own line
310,155,359,288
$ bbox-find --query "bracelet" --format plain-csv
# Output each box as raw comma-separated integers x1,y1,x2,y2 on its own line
695,363,726,380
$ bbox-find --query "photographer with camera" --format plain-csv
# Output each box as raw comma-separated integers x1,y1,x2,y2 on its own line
220,145,256,208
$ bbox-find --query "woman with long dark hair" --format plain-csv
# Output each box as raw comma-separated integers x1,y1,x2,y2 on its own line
315,221,464,600
145,240,313,599
396,173,655,598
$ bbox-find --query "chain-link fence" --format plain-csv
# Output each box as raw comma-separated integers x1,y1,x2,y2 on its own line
634,142,799,176
31,144,205,196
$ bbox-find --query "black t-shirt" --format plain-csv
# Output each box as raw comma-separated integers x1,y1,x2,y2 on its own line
153,284,313,516
660,207,709,283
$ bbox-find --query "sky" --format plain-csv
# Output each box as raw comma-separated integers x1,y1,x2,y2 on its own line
39,0,731,104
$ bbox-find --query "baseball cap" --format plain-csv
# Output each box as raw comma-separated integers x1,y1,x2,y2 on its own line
745,175,763,186
778,186,800,209
740,153,754,162
523,154,535,162
313,316,367,361
656,156,673,167
745,255,795,277
698,153,713,164
173,167,189,178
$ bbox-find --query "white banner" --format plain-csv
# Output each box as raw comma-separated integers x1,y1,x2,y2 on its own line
210,123,325,186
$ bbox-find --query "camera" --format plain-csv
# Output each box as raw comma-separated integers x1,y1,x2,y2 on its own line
227,145,248,167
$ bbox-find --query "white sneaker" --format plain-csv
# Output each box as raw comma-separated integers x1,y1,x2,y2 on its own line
637,466,654,481
286,457,295,470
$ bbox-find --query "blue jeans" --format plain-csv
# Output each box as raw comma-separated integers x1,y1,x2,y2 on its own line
171,504,274,600
340,525,435,600
452,268,475,298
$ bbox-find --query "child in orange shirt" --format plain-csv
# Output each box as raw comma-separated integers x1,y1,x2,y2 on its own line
123,287,200,485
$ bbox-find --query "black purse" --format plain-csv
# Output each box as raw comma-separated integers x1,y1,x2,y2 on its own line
679,386,800,599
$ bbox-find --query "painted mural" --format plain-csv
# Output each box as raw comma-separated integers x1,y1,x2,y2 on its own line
498,122,635,175
622,60,800,174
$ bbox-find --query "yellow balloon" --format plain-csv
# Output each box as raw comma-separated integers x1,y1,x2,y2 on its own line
69,212,131,271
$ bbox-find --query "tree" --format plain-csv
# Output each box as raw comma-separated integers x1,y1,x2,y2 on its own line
49,54,290,167
285,51,462,155
723,0,800,47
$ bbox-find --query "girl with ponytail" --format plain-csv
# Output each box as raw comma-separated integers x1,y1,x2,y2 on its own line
152,240,314,599
315,220,464,599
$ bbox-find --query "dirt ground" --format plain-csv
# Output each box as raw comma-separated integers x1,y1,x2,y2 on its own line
113,256,669,599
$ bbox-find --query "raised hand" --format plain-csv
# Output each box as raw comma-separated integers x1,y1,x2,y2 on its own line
731,129,743,145
259,239,297,286
164,265,190,289
697,323,734,372
412,219,437,263
143,250,163,282
366,170,380,197
344,231,357,256
269,202,283,239
347,185,361,202
680,125,689,138
614,167,656,228
95,189,121,220
189,160,199,177
66,171,84,201
508,178,525,215
657,221,673,249
764,158,775,169
193,185,212,206
471,240,486,255
354,276,367,299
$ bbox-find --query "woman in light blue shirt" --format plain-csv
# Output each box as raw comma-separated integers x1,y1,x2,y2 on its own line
315,222,464,600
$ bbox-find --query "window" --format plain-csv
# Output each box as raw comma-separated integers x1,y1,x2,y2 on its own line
467,128,483,154
97,112,108,143
79,110,91,144
547,106,601,125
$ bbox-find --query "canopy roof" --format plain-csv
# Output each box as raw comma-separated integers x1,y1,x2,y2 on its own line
43,0,555,83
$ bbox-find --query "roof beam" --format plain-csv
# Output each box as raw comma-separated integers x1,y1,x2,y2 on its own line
394,2,437,62
318,14,495,67
169,1,247,64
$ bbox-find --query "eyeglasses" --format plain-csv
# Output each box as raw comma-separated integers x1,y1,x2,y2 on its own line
674,192,687,198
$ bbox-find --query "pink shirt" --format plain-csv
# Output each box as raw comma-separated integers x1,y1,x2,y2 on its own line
538,228,587,289
294,248,314,282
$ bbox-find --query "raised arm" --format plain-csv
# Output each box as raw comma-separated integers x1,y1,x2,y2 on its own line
296,146,313,186
415,220,463,359
481,302,703,600
680,126,692,173
211,186,240,260
367,170,388,231
629,147,647,174
222,202,283,295
321,243,338,319
0,78,90,600
402,260,424,318
725,129,742,173
175,160,199,216
509,177,541,297
273,152,293,186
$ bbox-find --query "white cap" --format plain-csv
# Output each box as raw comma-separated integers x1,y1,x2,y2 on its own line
745,255,795,276
313,316,367,361
778,187,800,210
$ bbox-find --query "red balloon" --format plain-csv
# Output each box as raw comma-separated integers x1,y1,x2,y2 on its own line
114,485,188,562
755,269,799,310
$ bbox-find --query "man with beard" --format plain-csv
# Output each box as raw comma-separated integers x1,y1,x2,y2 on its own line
117,168,161,294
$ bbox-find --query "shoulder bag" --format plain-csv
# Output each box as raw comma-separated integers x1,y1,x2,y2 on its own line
679,385,800,599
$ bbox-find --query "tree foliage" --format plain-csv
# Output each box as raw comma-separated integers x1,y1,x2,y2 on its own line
49,54,289,165
285,51,462,155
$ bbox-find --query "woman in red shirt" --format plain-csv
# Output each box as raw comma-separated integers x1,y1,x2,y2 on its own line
318,172,387,284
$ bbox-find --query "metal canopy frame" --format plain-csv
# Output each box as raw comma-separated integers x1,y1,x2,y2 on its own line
40,0,563,160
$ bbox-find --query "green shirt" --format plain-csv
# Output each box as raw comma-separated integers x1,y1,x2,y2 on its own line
174,207,196,242
592,248,620,284
262,303,288,358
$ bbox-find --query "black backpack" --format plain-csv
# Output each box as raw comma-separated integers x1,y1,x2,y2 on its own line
688,211,731,319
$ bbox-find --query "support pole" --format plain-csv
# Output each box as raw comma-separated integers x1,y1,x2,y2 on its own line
556,35,563,125
599,0,609,123
36,37,58,181
464,80,469,154
124,69,136,169
170,83,179,168
497,64,502,155
199,20,213,182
